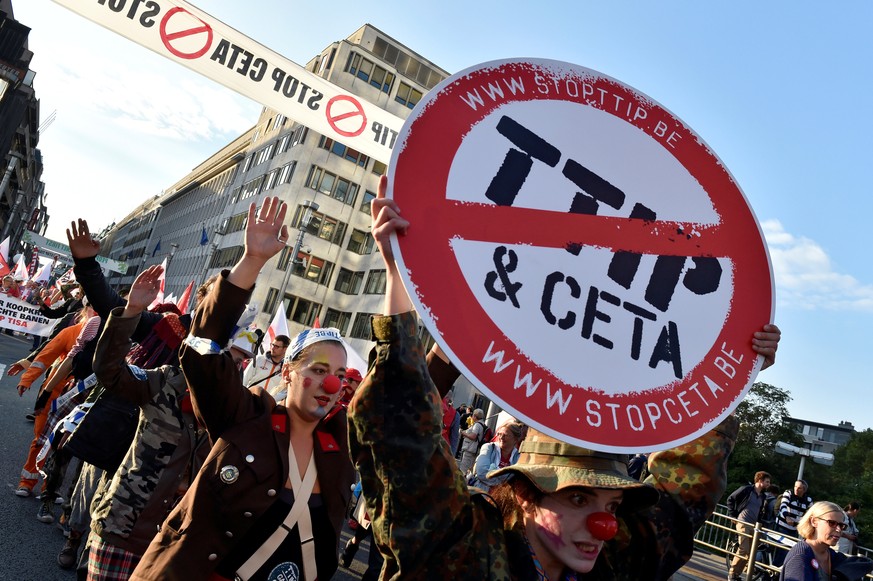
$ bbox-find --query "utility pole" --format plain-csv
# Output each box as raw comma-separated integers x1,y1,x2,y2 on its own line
277,200,319,311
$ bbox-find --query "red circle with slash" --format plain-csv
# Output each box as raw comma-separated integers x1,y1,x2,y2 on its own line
387,58,773,452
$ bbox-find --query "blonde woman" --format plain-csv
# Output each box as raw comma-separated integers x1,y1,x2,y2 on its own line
780,501,873,581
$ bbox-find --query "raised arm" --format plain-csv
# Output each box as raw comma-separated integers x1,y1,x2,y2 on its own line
67,219,125,321
93,265,166,406
181,198,288,438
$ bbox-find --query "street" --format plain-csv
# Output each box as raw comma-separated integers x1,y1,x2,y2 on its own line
0,332,372,580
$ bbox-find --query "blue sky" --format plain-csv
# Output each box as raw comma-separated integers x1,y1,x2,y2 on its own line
13,1,873,431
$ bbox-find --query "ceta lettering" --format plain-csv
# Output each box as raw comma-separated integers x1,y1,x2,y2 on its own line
540,277,684,379
209,40,267,82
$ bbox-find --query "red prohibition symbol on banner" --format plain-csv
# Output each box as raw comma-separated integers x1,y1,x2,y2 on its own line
325,95,368,137
160,7,213,60
388,58,774,452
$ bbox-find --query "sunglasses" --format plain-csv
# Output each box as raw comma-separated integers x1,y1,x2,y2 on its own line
816,517,848,532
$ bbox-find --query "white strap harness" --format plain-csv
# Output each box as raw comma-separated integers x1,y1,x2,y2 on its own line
236,445,318,581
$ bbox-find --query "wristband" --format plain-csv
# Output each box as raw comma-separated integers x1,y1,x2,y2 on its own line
184,335,224,356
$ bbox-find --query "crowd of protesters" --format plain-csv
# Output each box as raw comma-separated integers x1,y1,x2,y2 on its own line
0,182,813,581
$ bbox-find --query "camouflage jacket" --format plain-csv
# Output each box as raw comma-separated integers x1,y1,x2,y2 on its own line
90,307,210,555
348,312,738,580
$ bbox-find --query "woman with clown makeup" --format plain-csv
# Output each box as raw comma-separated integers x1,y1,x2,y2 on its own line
131,197,355,581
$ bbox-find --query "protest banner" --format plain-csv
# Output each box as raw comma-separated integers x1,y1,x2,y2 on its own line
388,58,774,452
20,230,128,274
0,293,57,336
51,0,404,163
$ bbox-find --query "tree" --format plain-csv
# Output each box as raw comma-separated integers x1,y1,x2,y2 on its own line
725,382,803,494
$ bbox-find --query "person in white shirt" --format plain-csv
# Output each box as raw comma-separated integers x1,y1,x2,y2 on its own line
242,334,290,394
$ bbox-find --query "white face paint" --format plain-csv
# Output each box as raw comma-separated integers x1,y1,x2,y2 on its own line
283,342,346,423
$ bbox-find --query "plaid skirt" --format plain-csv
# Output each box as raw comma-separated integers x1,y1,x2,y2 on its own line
87,535,141,581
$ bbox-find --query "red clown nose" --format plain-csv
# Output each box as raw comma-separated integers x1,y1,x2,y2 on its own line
321,375,341,394
587,512,618,541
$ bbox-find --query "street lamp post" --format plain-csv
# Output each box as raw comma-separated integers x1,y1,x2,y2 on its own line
277,200,318,315
774,441,834,481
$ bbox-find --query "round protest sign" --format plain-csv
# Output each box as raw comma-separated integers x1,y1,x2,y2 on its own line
388,58,774,452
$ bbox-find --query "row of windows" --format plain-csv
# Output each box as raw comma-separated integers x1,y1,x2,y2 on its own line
276,246,335,287
305,164,376,214
318,136,369,168
347,53,395,94
370,36,445,90
306,165,359,206
262,287,377,340
291,204,376,255
210,245,245,269
292,205,348,247
230,162,296,204
241,126,307,174
344,51,427,111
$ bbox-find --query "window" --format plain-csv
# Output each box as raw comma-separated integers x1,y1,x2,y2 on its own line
323,309,351,335
291,253,334,286
241,155,253,173
372,161,387,177
364,269,387,294
239,176,264,201
209,245,244,269
347,229,374,255
334,268,364,295
395,82,423,109
350,312,375,340
306,166,358,205
229,186,242,203
292,206,348,246
277,134,290,153
224,211,247,234
290,126,307,147
265,169,280,191
254,144,275,167
318,137,369,168
264,288,280,313
360,190,376,214
272,115,286,131
346,53,394,93
284,295,320,326
278,162,296,185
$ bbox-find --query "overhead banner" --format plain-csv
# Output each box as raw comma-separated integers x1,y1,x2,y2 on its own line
0,294,57,336
51,0,405,163
21,230,128,274
389,58,774,453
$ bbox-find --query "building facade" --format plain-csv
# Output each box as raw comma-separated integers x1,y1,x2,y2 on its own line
786,417,855,455
99,24,449,362
0,1,47,257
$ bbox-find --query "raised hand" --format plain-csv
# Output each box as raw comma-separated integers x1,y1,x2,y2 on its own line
228,197,290,290
243,196,289,263
66,219,101,259
370,175,412,315
124,265,164,316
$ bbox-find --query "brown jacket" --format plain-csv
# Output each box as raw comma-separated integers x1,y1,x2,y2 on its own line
131,272,354,581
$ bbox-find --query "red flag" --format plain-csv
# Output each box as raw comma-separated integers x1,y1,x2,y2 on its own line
312,316,321,329
176,280,195,314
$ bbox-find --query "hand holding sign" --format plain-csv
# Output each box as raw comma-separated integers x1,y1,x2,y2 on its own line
388,58,775,452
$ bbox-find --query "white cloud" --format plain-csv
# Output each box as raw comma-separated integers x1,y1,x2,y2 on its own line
762,219,873,311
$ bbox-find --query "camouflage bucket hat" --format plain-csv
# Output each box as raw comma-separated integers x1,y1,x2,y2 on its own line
488,428,659,512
